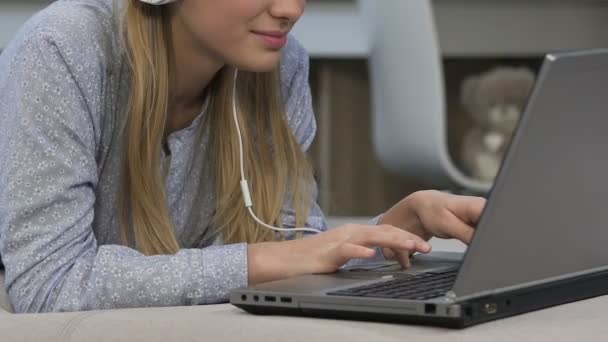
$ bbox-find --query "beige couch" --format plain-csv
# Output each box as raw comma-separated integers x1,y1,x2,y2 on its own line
2,237,607,342
2,269,608,342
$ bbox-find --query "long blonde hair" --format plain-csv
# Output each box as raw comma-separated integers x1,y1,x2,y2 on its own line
120,0,314,255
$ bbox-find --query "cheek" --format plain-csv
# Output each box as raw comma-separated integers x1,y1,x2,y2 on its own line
177,1,286,71
180,1,254,45
185,10,245,49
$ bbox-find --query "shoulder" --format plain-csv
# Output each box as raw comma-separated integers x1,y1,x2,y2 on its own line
279,36,310,98
278,37,316,151
3,0,119,72
0,0,122,147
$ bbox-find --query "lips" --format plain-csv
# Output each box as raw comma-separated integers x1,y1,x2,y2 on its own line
252,30,288,38
252,30,288,49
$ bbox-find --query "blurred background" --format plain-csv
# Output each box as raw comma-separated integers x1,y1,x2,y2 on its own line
2,0,608,221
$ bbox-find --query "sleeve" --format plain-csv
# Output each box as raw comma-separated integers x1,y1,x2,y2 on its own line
279,37,328,236
0,25,247,313
278,37,386,265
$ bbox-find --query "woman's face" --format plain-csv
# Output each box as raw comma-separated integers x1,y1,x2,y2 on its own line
172,0,306,72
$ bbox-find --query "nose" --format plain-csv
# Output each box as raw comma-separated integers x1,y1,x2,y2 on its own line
269,0,306,26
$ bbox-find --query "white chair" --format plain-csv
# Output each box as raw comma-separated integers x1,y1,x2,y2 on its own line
358,0,491,194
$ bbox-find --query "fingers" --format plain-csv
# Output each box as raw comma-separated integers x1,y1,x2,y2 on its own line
339,243,377,260
449,195,487,225
386,248,412,268
414,192,485,244
440,210,476,244
439,194,486,244
351,225,432,254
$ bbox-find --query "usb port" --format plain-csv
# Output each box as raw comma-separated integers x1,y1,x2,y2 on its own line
264,296,276,302
484,303,498,315
280,297,292,303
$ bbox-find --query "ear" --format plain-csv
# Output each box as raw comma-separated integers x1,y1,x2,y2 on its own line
461,76,480,111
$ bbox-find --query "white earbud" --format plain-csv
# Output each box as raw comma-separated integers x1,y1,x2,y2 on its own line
139,0,176,5
232,69,323,235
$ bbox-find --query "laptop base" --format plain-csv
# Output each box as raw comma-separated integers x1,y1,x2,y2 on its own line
234,269,608,329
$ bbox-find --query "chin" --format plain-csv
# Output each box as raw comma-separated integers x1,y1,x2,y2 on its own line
235,52,281,73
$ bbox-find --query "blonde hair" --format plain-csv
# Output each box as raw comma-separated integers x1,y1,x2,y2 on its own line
120,0,314,255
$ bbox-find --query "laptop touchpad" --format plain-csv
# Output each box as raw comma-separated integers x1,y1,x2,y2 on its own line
341,251,463,279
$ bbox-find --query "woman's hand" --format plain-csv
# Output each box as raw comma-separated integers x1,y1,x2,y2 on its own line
247,191,486,285
248,224,432,285
378,190,487,261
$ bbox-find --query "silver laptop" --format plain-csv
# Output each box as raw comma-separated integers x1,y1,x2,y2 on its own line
230,49,608,328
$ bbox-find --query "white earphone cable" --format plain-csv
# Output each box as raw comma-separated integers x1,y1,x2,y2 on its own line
232,69,322,235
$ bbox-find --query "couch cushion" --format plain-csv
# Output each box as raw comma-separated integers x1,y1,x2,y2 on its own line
1,300,608,342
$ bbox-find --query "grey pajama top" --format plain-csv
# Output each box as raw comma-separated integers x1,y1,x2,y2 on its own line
0,0,383,313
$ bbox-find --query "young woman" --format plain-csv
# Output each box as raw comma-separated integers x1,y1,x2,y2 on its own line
0,0,486,313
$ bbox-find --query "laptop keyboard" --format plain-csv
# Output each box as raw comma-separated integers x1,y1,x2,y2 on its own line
327,269,458,300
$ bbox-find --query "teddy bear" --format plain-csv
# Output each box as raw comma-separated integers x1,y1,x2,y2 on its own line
460,66,536,182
